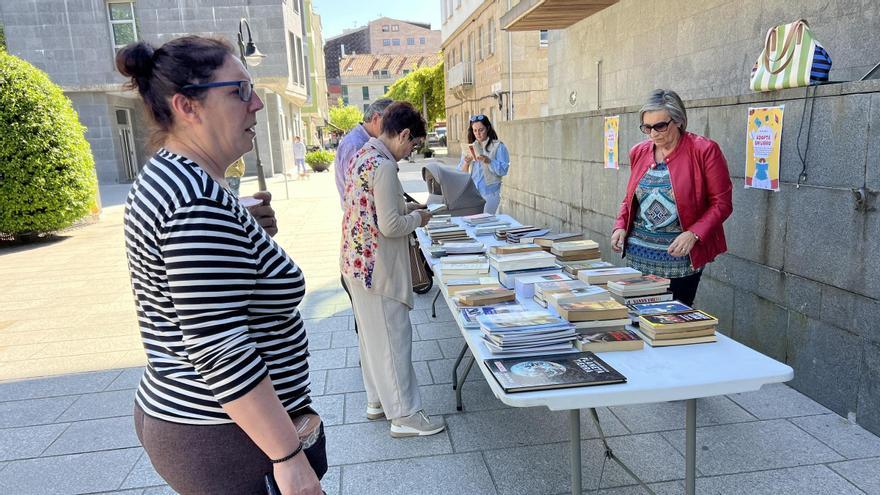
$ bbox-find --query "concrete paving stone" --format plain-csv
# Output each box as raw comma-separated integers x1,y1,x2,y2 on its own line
661,418,844,476
418,381,508,416
141,485,177,494
728,382,832,419
412,340,443,361
693,464,864,495
0,395,77,428
0,447,142,495
428,357,485,385
436,337,468,359
303,316,349,333
829,457,880,495
323,367,365,395
308,348,348,371
95,490,144,495
329,330,358,348
56,389,136,422
43,416,140,456
307,331,332,351
409,309,433,325
341,452,497,495
791,413,880,459
609,396,756,434
308,370,327,396
581,482,682,495
325,420,453,465
104,367,145,391
446,406,628,452
0,423,69,461
413,360,433,385
345,347,361,368
120,450,165,490
416,321,463,340
321,465,341,495
310,394,345,427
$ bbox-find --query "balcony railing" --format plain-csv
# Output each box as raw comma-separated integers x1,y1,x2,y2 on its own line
448,62,473,88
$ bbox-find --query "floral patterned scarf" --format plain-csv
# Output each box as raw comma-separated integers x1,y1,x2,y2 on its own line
340,140,387,289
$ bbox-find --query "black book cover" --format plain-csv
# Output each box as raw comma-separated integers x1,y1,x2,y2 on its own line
486,351,627,393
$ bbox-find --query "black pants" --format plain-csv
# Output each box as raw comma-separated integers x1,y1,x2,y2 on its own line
669,271,703,306
134,404,327,495
340,274,358,334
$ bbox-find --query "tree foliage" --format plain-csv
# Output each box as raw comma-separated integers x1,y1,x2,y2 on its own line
384,60,445,127
328,98,362,132
0,50,97,238
0,24,6,51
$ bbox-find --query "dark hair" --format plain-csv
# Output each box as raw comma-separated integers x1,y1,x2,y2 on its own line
467,115,498,146
116,36,234,149
380,101,427,139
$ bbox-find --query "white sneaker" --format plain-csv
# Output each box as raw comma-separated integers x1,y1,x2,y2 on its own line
390,410,446,438
366,402,385,421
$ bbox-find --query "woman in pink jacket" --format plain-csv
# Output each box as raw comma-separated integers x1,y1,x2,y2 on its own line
611,89,733,305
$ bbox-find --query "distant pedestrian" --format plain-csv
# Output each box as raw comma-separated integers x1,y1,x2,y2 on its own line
225,157,245,196
116,35,325,495
293,135,308,178
611,89,733,306
457,114,510,214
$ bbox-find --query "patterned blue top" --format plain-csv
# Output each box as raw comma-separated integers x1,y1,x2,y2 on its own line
625,161,696,278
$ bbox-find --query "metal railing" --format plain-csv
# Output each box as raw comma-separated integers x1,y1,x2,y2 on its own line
448,61,473,88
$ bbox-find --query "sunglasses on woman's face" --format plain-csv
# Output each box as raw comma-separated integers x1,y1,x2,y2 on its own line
469,114,487,122
181,80,254,102
639,119,674,134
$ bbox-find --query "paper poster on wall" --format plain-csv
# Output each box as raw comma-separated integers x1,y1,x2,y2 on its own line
604,116,620,169
745,105,784,191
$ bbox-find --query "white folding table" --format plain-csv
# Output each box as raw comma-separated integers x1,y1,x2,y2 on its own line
416,216,794,495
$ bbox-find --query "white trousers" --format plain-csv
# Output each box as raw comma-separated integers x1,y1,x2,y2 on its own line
483,190,501,214
344,276,421,419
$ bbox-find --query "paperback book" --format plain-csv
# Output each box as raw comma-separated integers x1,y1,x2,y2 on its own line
575,329,645,352
486,351,627,393
459,303,525,329
577,267,642,285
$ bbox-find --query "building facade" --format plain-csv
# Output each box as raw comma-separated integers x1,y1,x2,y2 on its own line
338,53,441,113
493,0,880,436
300,0,330,149
440,0,549,156
324,17,441,105
0,0,323,187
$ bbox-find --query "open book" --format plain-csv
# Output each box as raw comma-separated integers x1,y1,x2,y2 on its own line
461,141,484,161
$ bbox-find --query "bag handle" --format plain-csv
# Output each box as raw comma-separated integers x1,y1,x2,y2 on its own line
762,19,809,75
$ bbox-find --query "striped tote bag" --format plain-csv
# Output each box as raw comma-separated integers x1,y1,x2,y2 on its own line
750,19,832,91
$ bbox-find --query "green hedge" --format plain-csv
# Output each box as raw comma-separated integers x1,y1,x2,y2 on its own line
0,50,97,238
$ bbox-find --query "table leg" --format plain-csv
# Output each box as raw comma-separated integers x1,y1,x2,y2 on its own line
570,409,582,495
686,398,696,495
455,356,475,411
451,343,469,390
430,288,441,318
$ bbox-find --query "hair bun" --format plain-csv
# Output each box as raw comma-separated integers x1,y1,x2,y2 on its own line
116,42,156,82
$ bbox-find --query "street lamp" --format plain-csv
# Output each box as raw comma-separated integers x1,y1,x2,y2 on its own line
237,18,267,191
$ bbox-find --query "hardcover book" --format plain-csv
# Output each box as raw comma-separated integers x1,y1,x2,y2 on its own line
486,351,627,393
639,310,718,331
627,301,693,316
575,329,645,352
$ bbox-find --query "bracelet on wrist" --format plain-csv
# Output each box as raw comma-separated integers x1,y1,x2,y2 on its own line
270,442,304,464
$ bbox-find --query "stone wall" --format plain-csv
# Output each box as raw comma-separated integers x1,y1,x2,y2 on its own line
497,79,880,435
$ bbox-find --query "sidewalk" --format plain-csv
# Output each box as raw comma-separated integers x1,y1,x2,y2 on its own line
1,158,879,494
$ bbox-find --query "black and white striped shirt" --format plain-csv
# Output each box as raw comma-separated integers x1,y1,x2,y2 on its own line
124,149,311,424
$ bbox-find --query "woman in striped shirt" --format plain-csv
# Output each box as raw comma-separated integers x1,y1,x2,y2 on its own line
117,36,325,494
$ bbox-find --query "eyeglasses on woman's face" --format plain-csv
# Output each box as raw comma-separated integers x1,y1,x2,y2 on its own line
181,80,254,102
469,114,487,122
639,119,674,134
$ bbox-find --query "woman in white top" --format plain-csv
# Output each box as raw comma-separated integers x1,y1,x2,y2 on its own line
457,114,511,214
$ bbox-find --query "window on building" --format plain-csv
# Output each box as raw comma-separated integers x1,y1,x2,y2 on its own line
459,41,463,63
341,85,349,105
380,69,389,77
402,69,410,75
107,2,137,52
382,25,390,32
292,0,300,13
295,36,305,85
392,38,400,46
467,32,473,62
477,26,483,61
288,32,299,84
446,0,453,18
362,86,369,99
407,37,415,45
488,18,495,54
540,30,549,47
372,70,380,77
391,25,399,31
420,37,426,44
383,39,391,46
451,49,456,65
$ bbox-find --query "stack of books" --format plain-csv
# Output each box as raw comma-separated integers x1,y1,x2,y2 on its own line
497,266,565,289
473,222,513,236
634,309,718,346
559,259,614,277
438,262,490,282
490,244,544,256
514,272,573,299
507,228,551,244
494,225,541,241
489,250,558,273
438,240,485,255
454,287,516,306
462,213,499,226
427,226,470,243
459,302,525,329
575,329,644,352
552,299,631,334
478,310,577,356
550,240,601,262
543,284,610,307
533,279,591,307
527,232,584,251
439,254,486,265
606,274,672,305
577,266,641,285
425,218,455,229
444,276,501,295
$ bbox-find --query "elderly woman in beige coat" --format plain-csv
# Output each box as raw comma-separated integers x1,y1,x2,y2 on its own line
339,101,446,438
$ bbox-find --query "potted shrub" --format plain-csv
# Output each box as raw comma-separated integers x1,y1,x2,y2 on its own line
420,144,434,158
305,149,334,172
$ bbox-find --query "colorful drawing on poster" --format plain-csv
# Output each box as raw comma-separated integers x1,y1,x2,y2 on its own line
745,105,784,191
604,116,620,169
